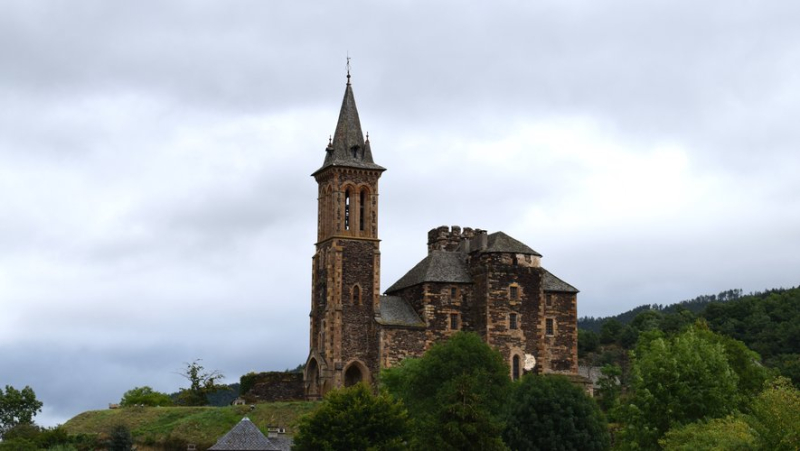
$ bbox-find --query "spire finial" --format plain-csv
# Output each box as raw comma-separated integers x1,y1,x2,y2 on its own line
366,131,369,141
328,135,332,146
346,53,351,85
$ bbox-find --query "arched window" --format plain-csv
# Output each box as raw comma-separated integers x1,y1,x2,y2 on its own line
344,364,363,387
359,190,366,231
344,189,351,230
512,355,521,380
352,285,361,305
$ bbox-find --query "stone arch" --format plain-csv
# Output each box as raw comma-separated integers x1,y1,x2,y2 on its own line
343,360,370,387
305,357,321,398
509,347,525,381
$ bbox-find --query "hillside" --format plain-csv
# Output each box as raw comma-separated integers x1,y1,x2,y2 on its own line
63,402,317,449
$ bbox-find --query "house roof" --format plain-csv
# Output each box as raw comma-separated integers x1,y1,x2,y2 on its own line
385,250,471,293
208,417,282,451
377,296,425,327
312,79,385,176
543,269,579,293
483,232,542,256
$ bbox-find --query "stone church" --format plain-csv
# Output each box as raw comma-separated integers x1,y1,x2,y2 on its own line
304,74,579,399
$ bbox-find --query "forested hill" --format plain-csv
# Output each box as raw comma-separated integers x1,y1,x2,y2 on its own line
578,285,800,384
579,288,745,332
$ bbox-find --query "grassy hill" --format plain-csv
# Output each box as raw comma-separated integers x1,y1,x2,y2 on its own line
63,401,318,449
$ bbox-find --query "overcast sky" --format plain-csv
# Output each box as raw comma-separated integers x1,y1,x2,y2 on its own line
1,0,799,427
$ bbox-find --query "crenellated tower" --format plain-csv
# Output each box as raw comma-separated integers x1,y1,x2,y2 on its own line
304,72,385,399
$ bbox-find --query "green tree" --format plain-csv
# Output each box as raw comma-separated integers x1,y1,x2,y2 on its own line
748,377,800,450
120,386,174,407
617,327,740,450
599,319,623,344
382,332,511,450
106,424,133,451
0,385,43,438
595,364,621,413
175,359,225,406
660,415,756,451
503,374,609,451
578,329,600,358
293,383,410,451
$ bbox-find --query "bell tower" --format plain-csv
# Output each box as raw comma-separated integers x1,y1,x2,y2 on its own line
304,71,385,399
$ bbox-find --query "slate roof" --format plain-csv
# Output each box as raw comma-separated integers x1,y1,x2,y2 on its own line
385,250,471,293
377,296,425,327
483,232,542,256
543,269,579,293
208,417,284,451
312,80,385,176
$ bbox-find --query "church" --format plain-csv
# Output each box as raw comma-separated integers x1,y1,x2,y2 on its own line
304,73,580,399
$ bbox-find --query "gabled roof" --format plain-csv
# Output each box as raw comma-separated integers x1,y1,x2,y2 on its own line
208,417,281,451
483,232,542,256
543,268,579,293
377,296,425,328
385,250,471,293
312,80,385,176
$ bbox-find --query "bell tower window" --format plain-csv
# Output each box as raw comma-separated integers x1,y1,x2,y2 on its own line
344,189,351,230
359,190,366,231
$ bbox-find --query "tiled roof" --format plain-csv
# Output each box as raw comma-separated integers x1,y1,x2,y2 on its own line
208,417,282,451
483,232,542,256
313,82,385,175
377,296,425,327
385,250,471,293
543,269,579,293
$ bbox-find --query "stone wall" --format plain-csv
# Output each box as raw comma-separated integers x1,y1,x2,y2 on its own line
242,372,305,403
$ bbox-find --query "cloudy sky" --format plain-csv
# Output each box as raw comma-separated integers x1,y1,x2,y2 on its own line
2,0,799,426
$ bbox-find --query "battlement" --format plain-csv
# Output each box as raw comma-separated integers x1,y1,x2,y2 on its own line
427,225,488,254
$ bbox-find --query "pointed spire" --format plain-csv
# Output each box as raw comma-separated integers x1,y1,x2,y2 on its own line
313,68,385,176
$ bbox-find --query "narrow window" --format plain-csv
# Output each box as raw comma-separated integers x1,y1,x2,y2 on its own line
359,190,366,231
450,313,459,330
451,287,457,298
546,318,554,335
510,286,519,300
344,189,351,230
351,145,359,159
546,294,553,306
509,313,518,330
352,285,361,305
512,355,520,381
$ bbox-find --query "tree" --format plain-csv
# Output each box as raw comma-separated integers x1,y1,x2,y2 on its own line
659,415,756,451
0,385,43,438
293,383,410,451
175,359,225,406
503,374,609,451
617,327,740,450
595,364,621,414
120,386,173,407
381,332,511,450
748,377,800,450
106,424,133,451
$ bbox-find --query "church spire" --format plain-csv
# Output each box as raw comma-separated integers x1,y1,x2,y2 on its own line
313,69,384,176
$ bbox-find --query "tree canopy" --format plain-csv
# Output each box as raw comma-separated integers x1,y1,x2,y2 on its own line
293,383,410,451
175,359,225,406
381,332,511,450
0,385,42,438
617,327,740,450
503,374,609,451
120,386,173,407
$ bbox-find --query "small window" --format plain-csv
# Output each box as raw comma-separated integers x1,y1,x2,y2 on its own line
451,287,457,298
510,286,519,300
546,318,554,335
352,285,361,305
509,313,518,330
546,294,553,306
512,355,520,381
450,313,459,330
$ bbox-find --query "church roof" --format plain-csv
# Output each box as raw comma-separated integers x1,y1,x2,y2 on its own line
385,250,471,293
208,417,283,451
483,232,542,256
312,78,385,176
377,296,425,327
543,269,579,293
